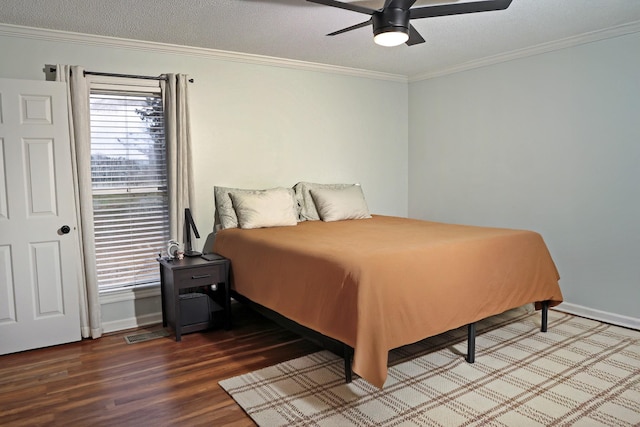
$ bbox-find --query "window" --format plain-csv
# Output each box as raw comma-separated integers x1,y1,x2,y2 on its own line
89,85,169,292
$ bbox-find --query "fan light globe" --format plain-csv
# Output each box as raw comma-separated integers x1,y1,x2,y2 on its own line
374,30,409,47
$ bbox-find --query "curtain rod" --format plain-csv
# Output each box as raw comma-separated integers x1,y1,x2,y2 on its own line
48,66,194,83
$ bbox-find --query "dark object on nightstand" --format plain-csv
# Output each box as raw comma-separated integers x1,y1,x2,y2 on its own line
201,253,225,262
183,208,202,257
158,255,231,341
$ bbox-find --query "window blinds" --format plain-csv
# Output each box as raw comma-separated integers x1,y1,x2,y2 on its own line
89,91,169,291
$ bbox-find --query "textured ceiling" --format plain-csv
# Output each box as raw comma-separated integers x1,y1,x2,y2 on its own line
2,0,640,78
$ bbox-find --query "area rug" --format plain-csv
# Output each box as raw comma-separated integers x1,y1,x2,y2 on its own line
219,307,640,426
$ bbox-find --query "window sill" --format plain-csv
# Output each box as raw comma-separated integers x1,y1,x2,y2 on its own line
99,284,161,305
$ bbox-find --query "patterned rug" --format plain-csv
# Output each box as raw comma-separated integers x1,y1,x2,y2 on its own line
220,307,640,426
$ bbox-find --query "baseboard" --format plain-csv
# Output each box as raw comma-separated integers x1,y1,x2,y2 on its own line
102,303,639,334
553,302,640,330
102,312,162,334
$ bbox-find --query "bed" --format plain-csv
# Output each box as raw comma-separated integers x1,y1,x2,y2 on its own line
211,184,563,388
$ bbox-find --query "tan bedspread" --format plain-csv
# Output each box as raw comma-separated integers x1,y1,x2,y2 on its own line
213,215,562,388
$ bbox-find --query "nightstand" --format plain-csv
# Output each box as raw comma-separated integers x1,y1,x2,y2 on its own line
158,255,231,341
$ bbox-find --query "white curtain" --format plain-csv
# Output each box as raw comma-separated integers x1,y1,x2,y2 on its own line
54,69,193,339
56,65,102,339
163,74,195,244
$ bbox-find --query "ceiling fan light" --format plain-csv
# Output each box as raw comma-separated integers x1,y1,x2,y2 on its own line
374,29,409,47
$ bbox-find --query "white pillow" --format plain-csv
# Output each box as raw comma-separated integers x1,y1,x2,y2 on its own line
310,185,372,222
230,188,298,229
214,186,297,229
293,182,359,221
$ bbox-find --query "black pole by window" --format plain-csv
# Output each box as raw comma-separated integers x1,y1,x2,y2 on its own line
47,66,194,83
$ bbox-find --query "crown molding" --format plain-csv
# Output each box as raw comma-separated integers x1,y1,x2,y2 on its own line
2,20,639,85
409,20,640,82
0,23,408,83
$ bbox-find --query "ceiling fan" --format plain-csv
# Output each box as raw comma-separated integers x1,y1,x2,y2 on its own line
306,0,513,47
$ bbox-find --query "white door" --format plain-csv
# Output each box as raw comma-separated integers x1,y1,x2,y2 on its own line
0,78,81,354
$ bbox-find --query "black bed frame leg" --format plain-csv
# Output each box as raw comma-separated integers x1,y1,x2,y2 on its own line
541,300,549,332
466,322,476,363
344,346,353,383
339,305,548,382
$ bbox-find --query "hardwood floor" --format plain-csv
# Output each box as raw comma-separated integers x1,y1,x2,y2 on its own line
0,303,320,426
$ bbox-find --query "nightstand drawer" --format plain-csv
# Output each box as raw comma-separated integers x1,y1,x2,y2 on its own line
173,264,225,287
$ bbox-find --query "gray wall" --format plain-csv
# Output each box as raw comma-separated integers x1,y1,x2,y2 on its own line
409,32,640,324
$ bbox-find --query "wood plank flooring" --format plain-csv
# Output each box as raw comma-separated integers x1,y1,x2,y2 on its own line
0,303,320,426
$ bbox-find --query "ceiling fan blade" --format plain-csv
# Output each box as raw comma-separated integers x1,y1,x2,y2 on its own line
406,24,425,46
384,0,418,10
410,0,512,20
327,19,373,36
306,0,376,15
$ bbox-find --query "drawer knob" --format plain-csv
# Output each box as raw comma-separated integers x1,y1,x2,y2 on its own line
191,274,211,280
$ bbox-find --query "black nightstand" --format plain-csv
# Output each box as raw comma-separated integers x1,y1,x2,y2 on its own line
158,255,231,341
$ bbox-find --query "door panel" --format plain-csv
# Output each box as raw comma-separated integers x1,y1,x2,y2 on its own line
24,138,58,215
31,241,64,317
0,138,7,218
0,245,15,324
0,78,81,355
20,94,53,125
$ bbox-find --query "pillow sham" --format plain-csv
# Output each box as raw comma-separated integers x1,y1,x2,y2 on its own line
214,186,296,229
230,188,298,229
293,182,358,221
310,185,372,222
